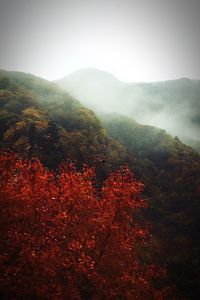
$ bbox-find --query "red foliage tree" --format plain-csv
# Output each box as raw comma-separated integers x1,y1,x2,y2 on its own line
0,153,165,299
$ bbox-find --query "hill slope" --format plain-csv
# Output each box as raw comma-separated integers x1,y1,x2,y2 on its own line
101,113,200,299
0,70,130,172
1,70,200,298
56,68,200,150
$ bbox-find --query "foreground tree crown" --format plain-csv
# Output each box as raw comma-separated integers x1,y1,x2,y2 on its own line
0,153,165,299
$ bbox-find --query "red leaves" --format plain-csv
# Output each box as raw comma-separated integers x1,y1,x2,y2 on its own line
0,153,165,299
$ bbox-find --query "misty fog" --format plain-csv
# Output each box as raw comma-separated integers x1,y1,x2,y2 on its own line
56,68,200,145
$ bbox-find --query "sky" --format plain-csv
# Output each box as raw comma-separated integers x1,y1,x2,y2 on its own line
0,0,200,82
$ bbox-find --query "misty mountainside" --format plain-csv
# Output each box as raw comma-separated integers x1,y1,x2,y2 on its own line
1,70,200,298
56,68,200,151
0,70,130,171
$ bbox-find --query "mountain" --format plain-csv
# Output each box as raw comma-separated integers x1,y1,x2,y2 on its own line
1,70,200,298
56,68,124,114
56,68,200,150
0,70,130,173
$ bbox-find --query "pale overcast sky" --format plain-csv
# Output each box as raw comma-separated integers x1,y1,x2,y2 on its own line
0,0,200,82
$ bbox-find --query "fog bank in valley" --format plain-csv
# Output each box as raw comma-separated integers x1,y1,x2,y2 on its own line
56,68,200,145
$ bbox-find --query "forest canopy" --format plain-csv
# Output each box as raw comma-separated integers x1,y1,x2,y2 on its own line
0,153,166,300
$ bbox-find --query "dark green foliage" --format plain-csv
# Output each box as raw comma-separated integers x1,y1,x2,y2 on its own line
0,71,130,172
0,77,10,89
101,113,200,299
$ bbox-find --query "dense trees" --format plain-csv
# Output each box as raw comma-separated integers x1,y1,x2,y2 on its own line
1,71,200,298
0,71,130,171
102,114,200,299
0,153,164,299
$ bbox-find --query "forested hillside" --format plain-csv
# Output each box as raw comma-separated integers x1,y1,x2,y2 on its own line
0,70,200,299
57,68,200,151
101,114,200,299
0,70,130,174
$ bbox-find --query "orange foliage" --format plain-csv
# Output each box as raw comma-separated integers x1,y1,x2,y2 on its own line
0,153,165,299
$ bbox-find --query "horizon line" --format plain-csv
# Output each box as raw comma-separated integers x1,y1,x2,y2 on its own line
0,67,200,84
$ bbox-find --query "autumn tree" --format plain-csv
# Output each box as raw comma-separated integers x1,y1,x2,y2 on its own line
0,153,165,299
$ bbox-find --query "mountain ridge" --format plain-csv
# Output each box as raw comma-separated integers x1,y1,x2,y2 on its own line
56,67,200,84
56,68,200,150
0,70,131,173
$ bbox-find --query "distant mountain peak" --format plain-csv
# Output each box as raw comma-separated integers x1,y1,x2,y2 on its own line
56,69,200,148
58,68,122,83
